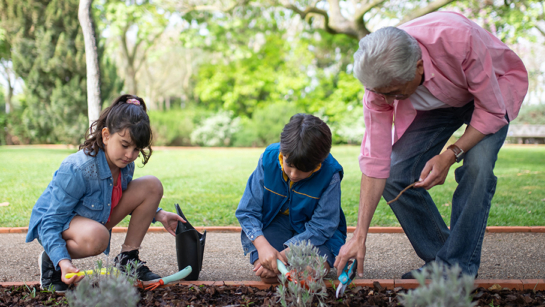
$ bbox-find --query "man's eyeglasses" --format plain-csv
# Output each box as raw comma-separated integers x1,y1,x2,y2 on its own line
365,88,408,100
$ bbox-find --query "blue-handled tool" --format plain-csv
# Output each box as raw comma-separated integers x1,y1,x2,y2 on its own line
142,265,192,290
336,259,357,298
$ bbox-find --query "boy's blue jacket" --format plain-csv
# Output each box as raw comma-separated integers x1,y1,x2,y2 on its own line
236,143,347,258
26,149,134,270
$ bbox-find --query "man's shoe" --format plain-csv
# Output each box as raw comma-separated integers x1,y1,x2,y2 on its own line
402,263,479,279
114,249,161,282
39,251,69,293
401,268,423,279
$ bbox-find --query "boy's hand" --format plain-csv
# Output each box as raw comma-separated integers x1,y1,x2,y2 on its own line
59,259,84,285
253,260,276,278
156,210,186,236
253,236,288,274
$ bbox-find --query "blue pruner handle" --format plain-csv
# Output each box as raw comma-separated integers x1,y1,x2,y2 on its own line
339,259,357,285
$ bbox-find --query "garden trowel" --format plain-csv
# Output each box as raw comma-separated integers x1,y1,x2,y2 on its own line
175,203,206,281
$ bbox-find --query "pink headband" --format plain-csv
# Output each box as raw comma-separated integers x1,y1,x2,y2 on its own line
127,98,140,105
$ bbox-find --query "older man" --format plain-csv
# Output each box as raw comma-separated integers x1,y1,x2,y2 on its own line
334,11,528,278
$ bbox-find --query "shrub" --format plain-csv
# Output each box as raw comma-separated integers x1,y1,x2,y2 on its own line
148,108,212,146
190,110,241,146
65,260,140,307
330,104,365,144
233,101,302,147
275,240,329,307
398,262,477,307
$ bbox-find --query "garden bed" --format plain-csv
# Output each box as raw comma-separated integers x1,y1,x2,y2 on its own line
2,282,545,306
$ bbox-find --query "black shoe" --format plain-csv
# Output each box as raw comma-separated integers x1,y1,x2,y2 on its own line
401,263,429,279
114,249,161,282
39,251,69,293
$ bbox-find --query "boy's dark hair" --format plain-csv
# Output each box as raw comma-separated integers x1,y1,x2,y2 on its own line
79,94,153,164
280,113,332,172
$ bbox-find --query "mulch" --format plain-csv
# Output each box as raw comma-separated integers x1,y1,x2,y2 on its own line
2,282,545,306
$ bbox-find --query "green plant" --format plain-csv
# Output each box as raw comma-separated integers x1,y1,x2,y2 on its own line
398,262,477,307
275,240,329,307
190,110,241,146
65,260,140,307
21,283,37,300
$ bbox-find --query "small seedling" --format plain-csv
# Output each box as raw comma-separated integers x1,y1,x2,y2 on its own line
398,262,477,307
65,260,140,307
275,240,329,307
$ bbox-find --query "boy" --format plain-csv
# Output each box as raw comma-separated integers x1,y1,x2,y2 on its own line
236,113,346,283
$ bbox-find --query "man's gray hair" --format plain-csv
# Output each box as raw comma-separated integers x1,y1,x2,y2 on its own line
353,27,422,89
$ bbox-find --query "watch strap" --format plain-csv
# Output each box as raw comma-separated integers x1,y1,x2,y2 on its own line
447,144,464,163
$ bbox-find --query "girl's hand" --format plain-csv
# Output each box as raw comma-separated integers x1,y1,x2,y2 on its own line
59,259,84,285
155,210,186,236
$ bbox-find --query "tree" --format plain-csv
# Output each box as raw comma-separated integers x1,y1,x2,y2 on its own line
102,0,169,95
0,27,14,114
171,0,457,40
79,0,102,126
0,0,121,144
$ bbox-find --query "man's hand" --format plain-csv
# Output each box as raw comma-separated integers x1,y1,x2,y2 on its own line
334,234,366,278
59,259,84,285
155,210,186,236
414,151,456,190
253,236,288,274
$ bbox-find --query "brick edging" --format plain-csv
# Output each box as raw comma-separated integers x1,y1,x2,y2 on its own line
2,226,545,234
2,279,544,291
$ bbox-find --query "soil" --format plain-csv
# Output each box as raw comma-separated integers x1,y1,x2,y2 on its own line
2,282,544,307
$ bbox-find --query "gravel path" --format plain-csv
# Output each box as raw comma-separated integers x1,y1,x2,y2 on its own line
1,232,544,283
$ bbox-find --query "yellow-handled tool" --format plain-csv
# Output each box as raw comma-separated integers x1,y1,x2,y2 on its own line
65,268,118,279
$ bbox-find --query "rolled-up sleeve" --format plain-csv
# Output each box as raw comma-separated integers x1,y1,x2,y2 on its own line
39,163,86,270
285,173,341,247
235,155,265,243
359,92,395,178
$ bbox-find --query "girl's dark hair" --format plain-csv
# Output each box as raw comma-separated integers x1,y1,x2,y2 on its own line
79,94,153,164
280,113,332,172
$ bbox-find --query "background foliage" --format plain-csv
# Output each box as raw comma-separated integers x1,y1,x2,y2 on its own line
0,0,544,146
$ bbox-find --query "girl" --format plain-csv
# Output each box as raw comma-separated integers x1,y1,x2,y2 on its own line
26,95,185,292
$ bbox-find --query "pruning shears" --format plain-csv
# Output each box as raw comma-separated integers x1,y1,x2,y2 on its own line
336,259,357,298
141,265,193,290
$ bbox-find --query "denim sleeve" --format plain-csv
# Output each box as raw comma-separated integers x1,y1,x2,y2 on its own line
285,172,341,248
235,154,265,242
39,162,86,270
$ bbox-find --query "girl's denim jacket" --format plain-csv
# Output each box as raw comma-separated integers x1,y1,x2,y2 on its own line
26,149,135,270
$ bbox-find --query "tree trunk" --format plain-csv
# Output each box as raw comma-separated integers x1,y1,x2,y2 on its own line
5,83,12,114
78,0,102,128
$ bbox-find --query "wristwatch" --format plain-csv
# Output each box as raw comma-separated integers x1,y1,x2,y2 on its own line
447,144,464,163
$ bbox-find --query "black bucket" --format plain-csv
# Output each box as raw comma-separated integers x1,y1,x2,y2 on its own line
174,203,206,281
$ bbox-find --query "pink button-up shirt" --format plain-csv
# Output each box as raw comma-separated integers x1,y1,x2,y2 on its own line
359,11,528,178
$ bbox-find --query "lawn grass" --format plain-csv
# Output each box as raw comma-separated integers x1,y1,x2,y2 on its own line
0,145,543,228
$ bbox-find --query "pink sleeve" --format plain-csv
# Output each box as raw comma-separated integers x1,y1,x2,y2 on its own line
463,29,525,135
359,92,394,178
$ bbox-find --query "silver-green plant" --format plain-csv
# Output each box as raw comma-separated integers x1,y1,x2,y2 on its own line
398,262,477,307
65,260,140,307
275,240,329,307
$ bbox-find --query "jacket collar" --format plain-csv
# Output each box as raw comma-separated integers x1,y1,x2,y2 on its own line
97,149,113,180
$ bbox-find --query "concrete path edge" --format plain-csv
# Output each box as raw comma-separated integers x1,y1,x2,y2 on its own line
2,226,545,234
